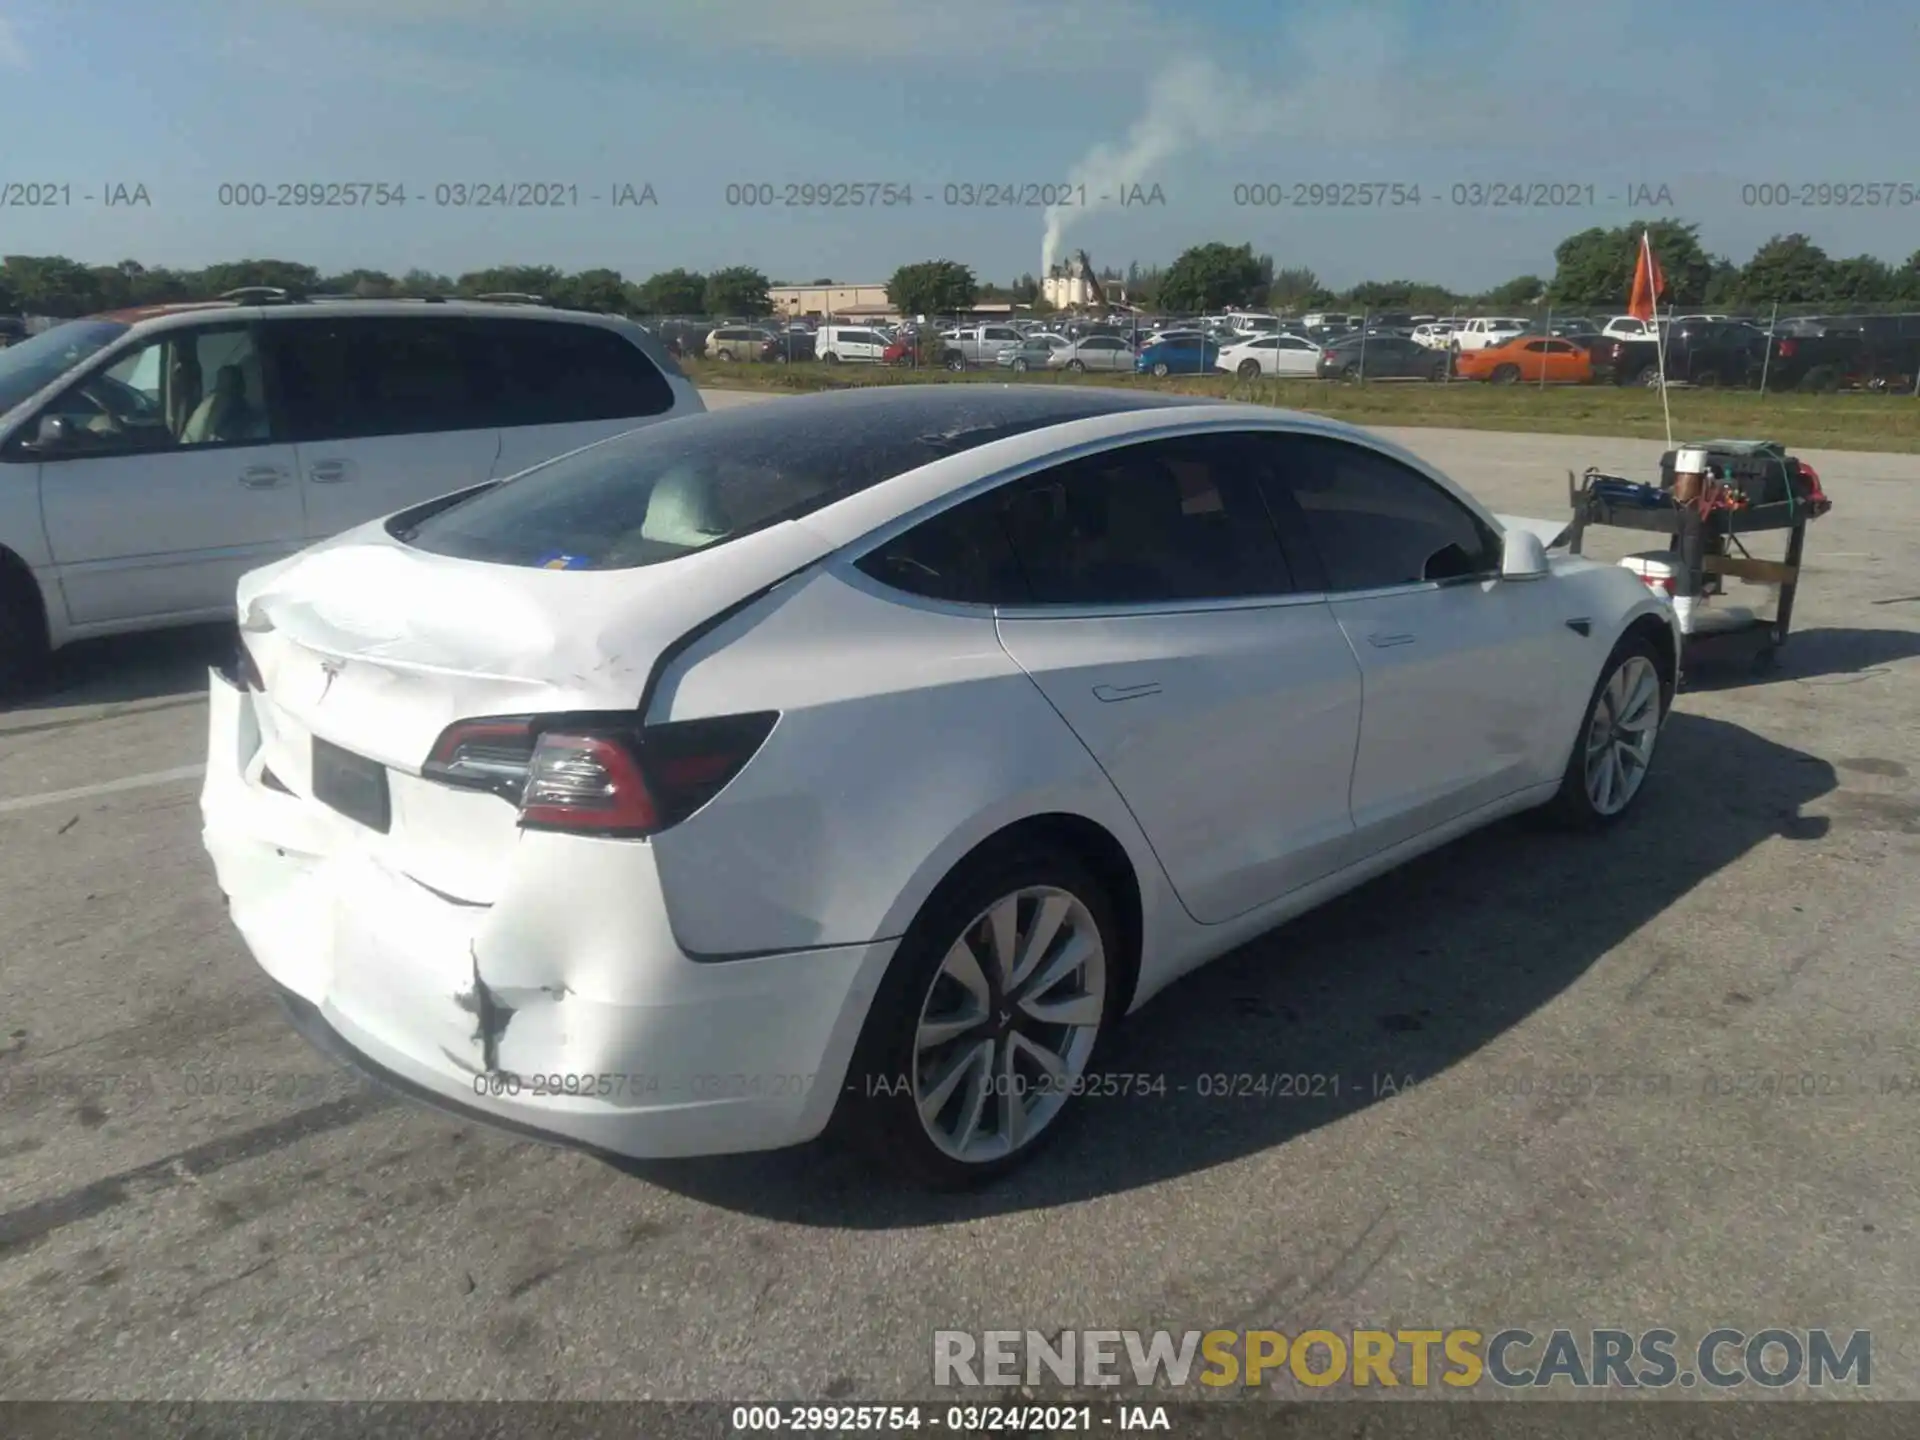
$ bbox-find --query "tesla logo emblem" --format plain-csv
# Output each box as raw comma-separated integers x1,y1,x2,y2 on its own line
317,658,344,701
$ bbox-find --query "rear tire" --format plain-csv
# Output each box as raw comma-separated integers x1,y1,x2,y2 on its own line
1544,634,1670,830
839,849,1119,1189
823,351,841,365
944,352,966,372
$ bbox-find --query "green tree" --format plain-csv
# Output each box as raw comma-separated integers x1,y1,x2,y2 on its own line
635,268,707,314
886,260,978,317
0,270,17,314
1824,255,1893,305
1738,234,1834,305
1895,250,1920,304
317,268,399,298
703,265,772,317
1,255,113,315
1158,242,1267,312
198,259,325,296
456,265,563,299
1701,258,1743,307
397,268,455,297
1549,221,1713,308
552,267,629,313
809,277,835,285
1268,267,1319,311
1482,274,1546,308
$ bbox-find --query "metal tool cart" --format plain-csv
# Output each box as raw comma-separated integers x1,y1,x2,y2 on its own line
1564,439,1833,669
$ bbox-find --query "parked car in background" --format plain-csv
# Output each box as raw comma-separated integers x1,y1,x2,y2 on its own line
1317,333,1450,381
815,325,892,364
1410,323,1457,349
706,325,778,361
1452,334,1594,385
1451,318,1530,352
1055,335,1137,373
998,336,1066,372
0,317,26,350
1216,333,1323,379
1135,335,1220,375
939,324,1026,370
1600,315,1657,342
759,330,818,362
0,296,701,686
1597,321,1766,388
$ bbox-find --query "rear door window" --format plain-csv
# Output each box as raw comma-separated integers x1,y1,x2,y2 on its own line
467,319,676,427
266,317,488,441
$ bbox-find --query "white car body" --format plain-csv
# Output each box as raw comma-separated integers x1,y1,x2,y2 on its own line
1215,334,1323,377
1410,323,1458,350
0,300,700,660
1601,315,1658,341
814,325,892,363
1452,318,1531,352
201,387,1678,1181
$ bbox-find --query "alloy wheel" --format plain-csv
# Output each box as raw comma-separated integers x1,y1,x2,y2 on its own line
1583,655,1660,816
912,886,1107,1164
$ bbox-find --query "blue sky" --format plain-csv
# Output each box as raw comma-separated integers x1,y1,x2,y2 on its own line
3,0,1918,290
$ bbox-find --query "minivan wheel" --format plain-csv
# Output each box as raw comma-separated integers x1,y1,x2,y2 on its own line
842,852,1117,1188
0,578,48,696
823,351,841,364
1545,635,1669,830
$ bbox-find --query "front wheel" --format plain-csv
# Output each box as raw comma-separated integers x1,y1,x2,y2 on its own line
1545,636,1669,829
1012,358,1029,372
839,852,1119,1188
1150,362,1170,377
1237,359,1262,380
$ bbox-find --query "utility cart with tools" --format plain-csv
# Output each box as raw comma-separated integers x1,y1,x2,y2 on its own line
1564,439,1833,670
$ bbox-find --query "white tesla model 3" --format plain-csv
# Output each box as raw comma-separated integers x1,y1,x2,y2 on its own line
201,386,1679,1186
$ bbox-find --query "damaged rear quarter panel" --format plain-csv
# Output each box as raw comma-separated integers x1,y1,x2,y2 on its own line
644,566,1157,957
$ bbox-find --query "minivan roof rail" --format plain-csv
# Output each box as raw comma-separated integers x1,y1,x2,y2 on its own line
218,286,297,304
473,292,546,305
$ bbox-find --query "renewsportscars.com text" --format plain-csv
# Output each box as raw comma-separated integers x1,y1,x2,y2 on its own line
933,1327,1871,1390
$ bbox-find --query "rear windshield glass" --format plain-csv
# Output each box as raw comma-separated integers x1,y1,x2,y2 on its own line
396,386,1209,570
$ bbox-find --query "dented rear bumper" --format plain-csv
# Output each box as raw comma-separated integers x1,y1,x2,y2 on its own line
199,668,896,1159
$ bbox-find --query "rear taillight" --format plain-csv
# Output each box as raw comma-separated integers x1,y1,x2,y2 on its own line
1778,339,1797,358
1643,575,1676,595
421,711,778,837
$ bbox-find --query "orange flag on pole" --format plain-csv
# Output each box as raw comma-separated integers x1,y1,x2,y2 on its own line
1628,230,1666,322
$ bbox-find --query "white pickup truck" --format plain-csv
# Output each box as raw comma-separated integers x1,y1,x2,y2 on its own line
1450,317,1530,352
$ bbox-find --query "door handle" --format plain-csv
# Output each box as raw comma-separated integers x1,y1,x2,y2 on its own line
307,460,351,484
1367,632,1417,648
238,465,286,489
1092,681,1162,703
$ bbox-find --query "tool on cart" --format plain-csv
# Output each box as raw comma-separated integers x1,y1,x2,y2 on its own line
1565,438,1832,669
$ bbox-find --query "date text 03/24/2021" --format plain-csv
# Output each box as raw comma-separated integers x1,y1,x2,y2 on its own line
729,1404,1171,1432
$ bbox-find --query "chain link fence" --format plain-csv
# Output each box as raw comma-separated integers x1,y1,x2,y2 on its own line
645,301,1920,396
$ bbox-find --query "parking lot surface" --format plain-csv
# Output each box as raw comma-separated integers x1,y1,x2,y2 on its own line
3,392,1918,1399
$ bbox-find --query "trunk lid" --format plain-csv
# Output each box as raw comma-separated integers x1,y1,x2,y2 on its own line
233,517,828,901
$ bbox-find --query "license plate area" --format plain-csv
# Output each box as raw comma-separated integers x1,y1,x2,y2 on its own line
312,737,392,833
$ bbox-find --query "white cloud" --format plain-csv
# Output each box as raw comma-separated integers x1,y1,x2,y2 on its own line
259,0,1187,72
0,16,28,68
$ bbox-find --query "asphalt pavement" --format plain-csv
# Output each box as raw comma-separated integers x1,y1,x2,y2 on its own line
2,392,1917,1400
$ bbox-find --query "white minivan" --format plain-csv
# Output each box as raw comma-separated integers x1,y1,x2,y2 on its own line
813,325,893,364
0,295,702,686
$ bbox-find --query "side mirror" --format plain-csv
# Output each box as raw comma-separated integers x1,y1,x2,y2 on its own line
1500,527,1550,580
31,414,73,451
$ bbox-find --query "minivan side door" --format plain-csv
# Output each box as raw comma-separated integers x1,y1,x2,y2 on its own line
261,315,502,542
14,319,308,627
476,317,685,477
